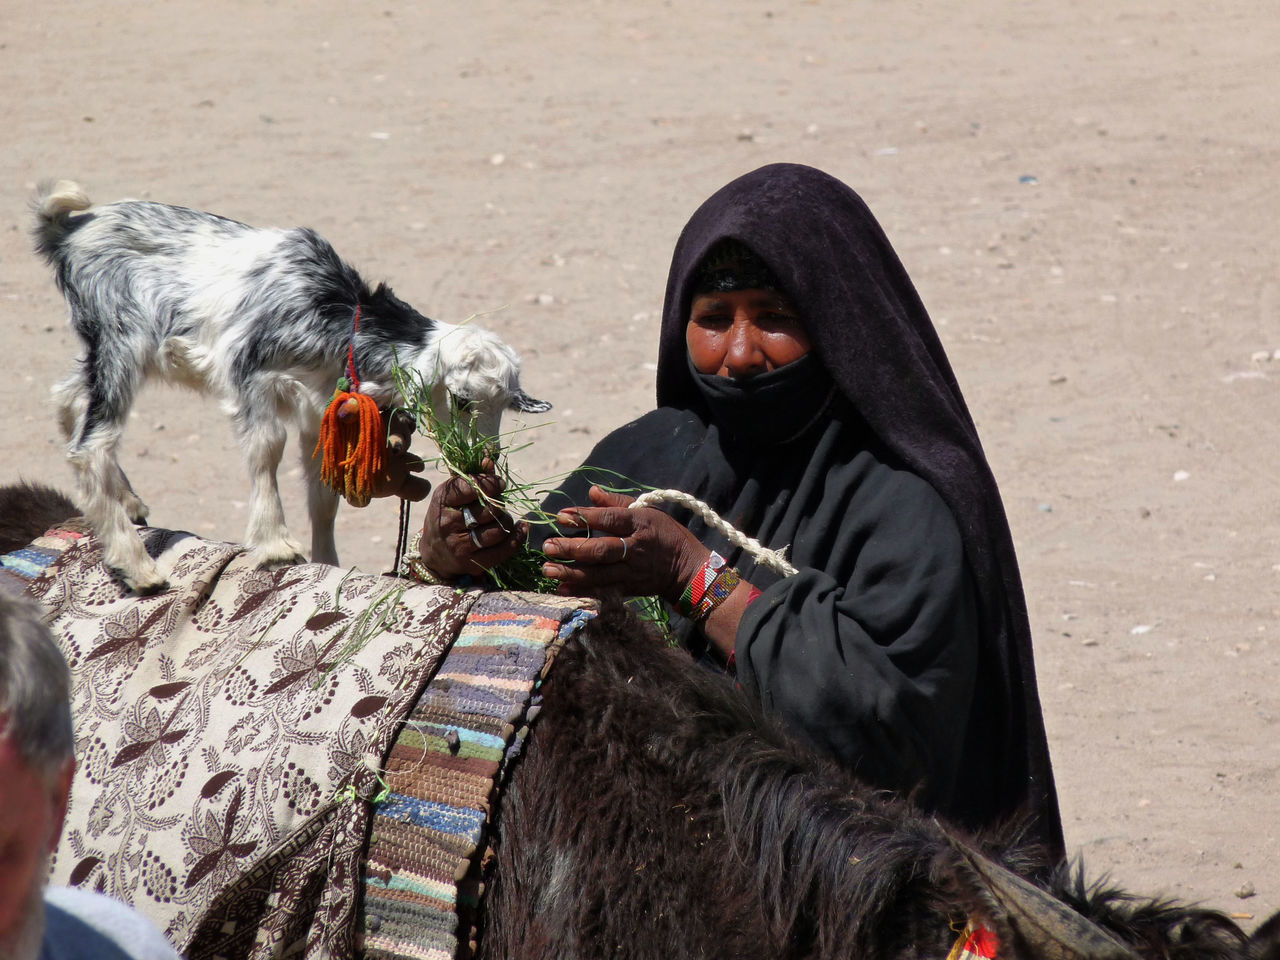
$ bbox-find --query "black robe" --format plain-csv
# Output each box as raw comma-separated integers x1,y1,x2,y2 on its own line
543,163,1063,857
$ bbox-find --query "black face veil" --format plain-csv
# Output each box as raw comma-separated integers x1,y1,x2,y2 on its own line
655,163,1063,855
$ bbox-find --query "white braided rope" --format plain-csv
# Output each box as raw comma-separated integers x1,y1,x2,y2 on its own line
629,489,799,577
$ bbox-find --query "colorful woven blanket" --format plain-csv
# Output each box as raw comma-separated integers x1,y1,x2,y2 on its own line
0,519,90,596
9,524,593,959
361,597,595,960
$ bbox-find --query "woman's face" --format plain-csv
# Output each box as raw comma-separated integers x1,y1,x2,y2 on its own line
686,289,810,378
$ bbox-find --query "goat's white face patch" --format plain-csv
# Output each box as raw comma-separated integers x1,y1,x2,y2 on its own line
420,325,551,443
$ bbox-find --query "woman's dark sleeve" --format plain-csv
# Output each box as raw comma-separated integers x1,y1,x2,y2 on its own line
733,476,979,811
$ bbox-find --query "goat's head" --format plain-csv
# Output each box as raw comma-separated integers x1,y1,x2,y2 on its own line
417,324,551,446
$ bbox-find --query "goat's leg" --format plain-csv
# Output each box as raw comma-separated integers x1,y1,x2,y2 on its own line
52,369,86,445
299,423,340,566
54,369,149,525
103,455,150,526
59,366,166,593
233,395,306,567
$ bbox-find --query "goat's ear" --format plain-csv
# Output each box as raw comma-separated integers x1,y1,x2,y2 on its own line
940,830,1140,960
509,389,552,414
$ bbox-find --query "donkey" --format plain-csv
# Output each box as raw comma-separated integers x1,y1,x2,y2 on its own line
477,599,1280,960
31,183,550,592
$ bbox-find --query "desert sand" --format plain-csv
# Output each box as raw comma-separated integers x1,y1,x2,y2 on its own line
2,0,1277,928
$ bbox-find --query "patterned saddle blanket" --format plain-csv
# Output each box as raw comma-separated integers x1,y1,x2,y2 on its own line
5,523,593,959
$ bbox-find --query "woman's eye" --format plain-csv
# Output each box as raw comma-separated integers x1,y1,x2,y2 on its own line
692,313,732,328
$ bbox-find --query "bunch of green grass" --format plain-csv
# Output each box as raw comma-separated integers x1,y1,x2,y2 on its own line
391,363,562,593
389,363,677,639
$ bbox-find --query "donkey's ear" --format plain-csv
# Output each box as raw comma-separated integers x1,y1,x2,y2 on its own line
1249,910,1280,960
940,831,1140,960
509,389,552,414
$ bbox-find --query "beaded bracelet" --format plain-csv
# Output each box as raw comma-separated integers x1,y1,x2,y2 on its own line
399,530,446,586
676,551,726,618
693,566,741,622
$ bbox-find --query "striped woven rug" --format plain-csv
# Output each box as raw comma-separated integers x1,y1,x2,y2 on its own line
359,591,595,960
0,521,88,597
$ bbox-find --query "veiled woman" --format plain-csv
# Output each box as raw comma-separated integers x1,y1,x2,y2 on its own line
412,163,1064,858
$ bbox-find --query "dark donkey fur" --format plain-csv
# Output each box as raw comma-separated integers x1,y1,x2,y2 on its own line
1,484,1276,960
481,600,1279,960
0,481,78,554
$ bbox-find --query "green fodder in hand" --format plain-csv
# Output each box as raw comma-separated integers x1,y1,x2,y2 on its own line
391,363,559,593
390,364,681,625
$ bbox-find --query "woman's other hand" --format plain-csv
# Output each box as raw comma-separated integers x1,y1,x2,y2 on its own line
370,409,432,502
541,486,707,601
417,460,527,577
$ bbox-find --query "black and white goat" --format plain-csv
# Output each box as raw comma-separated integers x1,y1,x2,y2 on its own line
32,181,550,593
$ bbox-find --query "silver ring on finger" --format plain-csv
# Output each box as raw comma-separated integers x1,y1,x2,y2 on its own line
461,505,479,530
469,528,483,549
618,537,628,561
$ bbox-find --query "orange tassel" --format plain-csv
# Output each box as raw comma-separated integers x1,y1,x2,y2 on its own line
313,383,385,507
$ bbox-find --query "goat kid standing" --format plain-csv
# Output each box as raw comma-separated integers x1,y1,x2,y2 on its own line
32,181,549,593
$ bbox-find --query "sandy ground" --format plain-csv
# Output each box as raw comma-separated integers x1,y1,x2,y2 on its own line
3,0,1277,930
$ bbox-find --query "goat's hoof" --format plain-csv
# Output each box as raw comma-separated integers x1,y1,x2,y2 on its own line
248,544,308,570
122,565,168,595
256,556,307,572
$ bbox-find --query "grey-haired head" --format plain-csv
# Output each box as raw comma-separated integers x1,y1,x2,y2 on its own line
0,593,74,777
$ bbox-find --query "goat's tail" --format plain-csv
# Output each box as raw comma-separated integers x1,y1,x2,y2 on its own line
31,179,92,264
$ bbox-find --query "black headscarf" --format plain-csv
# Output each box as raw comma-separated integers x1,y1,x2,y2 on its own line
668,162,1060,851
547,163,1063,856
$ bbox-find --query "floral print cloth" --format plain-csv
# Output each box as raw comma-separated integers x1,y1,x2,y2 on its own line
26,526,480,958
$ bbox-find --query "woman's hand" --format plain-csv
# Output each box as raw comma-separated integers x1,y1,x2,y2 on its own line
541,486,708,601
370,410,432,502
417,461,527,577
